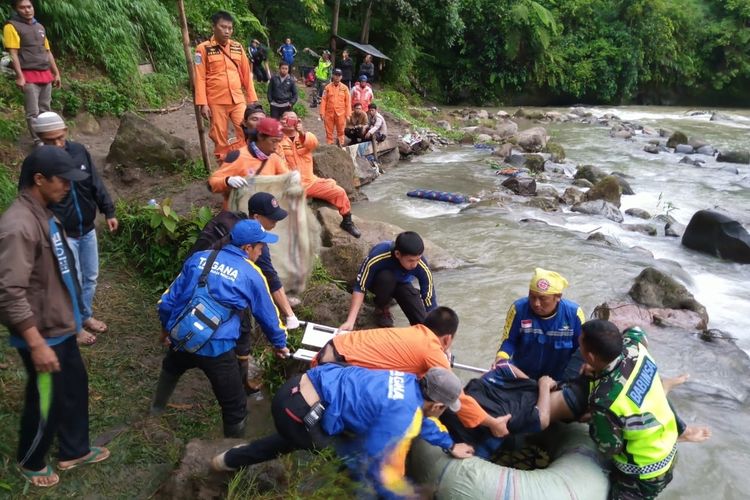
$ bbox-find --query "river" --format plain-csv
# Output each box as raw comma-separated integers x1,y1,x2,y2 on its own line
354,106,750,499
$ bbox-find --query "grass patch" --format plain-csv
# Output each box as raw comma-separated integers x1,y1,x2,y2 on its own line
0,265,227,498
0,164,16,212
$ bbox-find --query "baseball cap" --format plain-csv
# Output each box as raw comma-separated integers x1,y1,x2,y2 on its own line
358,74,368,82
256,117,284,137
32,112,66,133
230,219,279,246
420,367,462,412
248,192,288,221
332,68,343,76
18,145,89,189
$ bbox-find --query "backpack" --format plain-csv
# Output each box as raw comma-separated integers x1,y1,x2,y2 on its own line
169,249,236,354
186,211,247,259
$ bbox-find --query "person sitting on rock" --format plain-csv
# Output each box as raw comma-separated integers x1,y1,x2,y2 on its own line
314,306,512,440
279,110,360,238
495,268,585,381
211,364,474,498
152,220,289,437
351,75,373,111
208,117,288,209
365,103,387,143
345,103,369,145
339,231,436,330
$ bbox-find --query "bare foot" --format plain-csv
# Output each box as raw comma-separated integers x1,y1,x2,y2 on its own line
76,330,97,346
663,374,689,394
679,425,711,443
83,317,108,334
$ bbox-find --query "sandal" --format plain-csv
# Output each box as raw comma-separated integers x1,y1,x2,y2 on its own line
20,464,60,487
57,446,110,471
76,330,97,346
83,318,108,334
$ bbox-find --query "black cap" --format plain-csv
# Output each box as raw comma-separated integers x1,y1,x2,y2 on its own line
18,145,89,189
332,68,343,75
248,192,288,221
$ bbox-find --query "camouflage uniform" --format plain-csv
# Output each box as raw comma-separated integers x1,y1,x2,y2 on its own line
588,328,677,500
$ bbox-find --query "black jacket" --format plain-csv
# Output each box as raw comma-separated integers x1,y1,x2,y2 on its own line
50,141,115,238
339,58,354,81
267,74,298,105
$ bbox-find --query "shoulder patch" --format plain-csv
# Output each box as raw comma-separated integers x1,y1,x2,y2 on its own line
224,150,240,163
194,52,202,65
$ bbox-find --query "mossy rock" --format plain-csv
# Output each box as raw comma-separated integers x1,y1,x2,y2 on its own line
543,142,566,163
574,165,607,184
585,175,622,207
523,154,545,173
666,131,688,149
628,267,708,323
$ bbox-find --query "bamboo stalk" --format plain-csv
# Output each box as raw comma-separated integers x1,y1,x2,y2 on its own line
177,0,212,175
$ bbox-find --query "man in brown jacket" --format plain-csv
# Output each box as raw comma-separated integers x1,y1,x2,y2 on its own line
0,146,110,487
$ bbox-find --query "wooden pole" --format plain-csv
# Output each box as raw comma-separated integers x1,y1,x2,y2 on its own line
331,0,340,62
177,0,212,175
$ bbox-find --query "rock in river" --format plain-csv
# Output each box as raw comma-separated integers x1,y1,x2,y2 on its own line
571,200,624,223
682,210,750,263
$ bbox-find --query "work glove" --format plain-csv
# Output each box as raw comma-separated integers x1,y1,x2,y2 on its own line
285,314,300,329
227,176,248,188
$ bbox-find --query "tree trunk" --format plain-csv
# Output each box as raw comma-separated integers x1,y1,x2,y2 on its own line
360,0,373,44
331,0,340,62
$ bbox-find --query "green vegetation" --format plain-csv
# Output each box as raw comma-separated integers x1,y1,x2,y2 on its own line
101,199,214,292
0,164,16,212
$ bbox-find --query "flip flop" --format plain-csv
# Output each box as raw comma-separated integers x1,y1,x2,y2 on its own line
20,464,60,487
83,318,108,334
57,446,110,471
76,331,97,347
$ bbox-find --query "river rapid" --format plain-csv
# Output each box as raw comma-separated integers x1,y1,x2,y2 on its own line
354,106,750,499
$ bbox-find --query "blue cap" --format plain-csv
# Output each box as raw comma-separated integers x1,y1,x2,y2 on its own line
358,74,368,82
230,219,279,246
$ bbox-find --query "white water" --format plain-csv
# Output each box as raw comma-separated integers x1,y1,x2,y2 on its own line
354,106,750,498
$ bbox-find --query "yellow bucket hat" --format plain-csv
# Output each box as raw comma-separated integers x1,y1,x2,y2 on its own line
529,268,568,295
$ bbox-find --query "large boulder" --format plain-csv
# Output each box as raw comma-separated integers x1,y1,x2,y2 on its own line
611,175,634,195
571,200,624,222
592,302,707,331
316,207,463,284
681,210,750,263
574,164,607,184
586,175,623,207
501,176,537,196
716,150,750,164
300,281,368,328
107,112,199,172
516,127,548,152
313,144,358,195
495,120,518,139
666,131,688,149
628,267,708,326
543,142,566,163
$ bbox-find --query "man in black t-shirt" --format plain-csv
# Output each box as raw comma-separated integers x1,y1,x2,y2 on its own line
248,39,269,83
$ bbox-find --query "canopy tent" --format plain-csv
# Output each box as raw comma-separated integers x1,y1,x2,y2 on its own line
336,36,391,60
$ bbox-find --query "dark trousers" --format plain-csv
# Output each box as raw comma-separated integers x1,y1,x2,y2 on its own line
253,64,268,83
270,104,293,119
17,336,90,470
609,464,674,500
161,348,246,426
370,270,427,325
224,374,331,468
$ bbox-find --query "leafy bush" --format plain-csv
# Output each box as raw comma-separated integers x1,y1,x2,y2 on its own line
0,164,16,213
100,199,214,291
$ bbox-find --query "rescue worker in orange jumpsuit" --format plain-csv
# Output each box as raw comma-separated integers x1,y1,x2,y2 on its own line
194,11,258,159
279,111,361,238
319,68,351,146
208,117,288,209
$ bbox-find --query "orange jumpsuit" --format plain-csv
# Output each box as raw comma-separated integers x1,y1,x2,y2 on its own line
312,325,490,428
280,132,351,215
319,81,351,145
194,36,258,158
208,148,288,208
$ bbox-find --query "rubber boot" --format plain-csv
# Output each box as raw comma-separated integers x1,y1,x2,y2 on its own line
150,370,181,416
340,213,361,238
223,416,247,438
